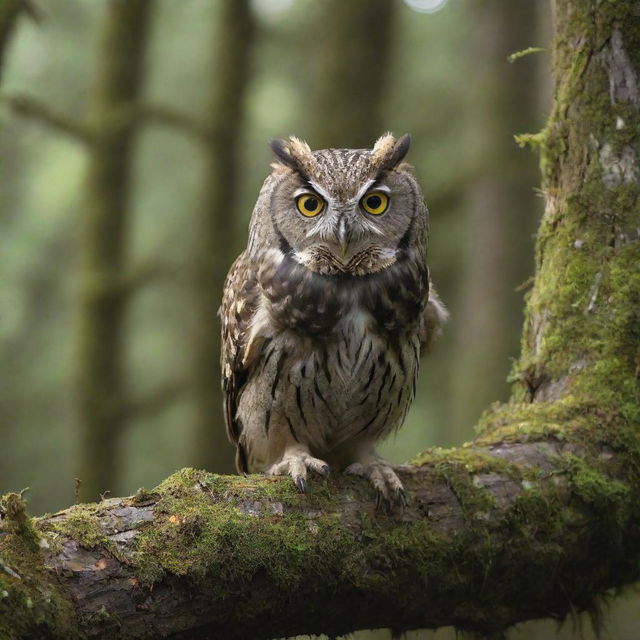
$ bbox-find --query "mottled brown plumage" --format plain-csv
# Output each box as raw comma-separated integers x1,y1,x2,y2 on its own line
220,133,447,503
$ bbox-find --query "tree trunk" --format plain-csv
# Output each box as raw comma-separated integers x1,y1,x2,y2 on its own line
450,0,546,442
311,0,395,149
76,0,154,502
0,0,30,489
190,0,256,475
1,1,639,638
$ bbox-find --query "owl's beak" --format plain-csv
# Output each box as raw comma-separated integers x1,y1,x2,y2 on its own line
336,218,351,259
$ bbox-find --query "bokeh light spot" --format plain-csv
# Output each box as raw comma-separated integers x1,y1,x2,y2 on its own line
251,0,294,20
403,0,449,14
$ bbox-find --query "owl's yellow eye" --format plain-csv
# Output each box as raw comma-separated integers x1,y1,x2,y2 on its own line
361,191,389,215
296,193,325,217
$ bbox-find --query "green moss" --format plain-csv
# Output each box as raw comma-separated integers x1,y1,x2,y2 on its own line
0,494,79,639
131,468,335,591
43,505,108,550
412,448,529,520
413,447,516,475
130,487,159,505
560,454,631,523
514,131,545,150
0,493,40,552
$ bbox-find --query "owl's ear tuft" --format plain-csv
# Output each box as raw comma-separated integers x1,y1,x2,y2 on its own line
371,132,395,161
388,133,411,167
269,136,314,178
372,132,411,173
270,138,297,169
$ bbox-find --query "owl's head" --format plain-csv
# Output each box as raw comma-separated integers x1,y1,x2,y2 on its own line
251,133,427,277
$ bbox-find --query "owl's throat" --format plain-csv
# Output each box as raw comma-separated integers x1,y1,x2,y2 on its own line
293,245,397,277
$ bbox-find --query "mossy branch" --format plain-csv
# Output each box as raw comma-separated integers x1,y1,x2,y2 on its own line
1,432,639,640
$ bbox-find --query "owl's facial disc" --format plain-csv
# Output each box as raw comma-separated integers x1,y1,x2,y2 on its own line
266,134,422,277
288,183,398,276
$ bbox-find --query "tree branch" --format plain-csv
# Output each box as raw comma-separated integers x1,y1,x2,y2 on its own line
0,93,93,142
1,93,213,144
0,432,638,639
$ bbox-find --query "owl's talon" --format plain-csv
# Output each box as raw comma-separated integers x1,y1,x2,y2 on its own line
266,450,330,492
346,459,405,512
375,493,392,515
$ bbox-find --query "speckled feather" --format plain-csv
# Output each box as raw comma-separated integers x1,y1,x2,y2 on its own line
220,134,447,499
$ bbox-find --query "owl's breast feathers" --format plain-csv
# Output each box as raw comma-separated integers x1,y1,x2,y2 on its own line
259,247,429,337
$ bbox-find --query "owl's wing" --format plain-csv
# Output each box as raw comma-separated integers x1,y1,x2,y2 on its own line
220,250,261,473
419,283,449,355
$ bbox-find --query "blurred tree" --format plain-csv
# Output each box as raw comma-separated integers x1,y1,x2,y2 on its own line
0,0,26,490
311,0,395,149
449,0,546,442
0,0,30,82
76,0,154,502
190,0,256,474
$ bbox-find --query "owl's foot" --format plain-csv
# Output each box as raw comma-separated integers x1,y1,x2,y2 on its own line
345,460,407,511
266,448,330,493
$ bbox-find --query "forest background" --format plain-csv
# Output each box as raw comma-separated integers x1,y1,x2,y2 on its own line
0,0,637,638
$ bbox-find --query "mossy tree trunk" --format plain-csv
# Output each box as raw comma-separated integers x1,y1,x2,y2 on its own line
190,0,256,474
450,0,545,442
76,0,154,502
311,0,395,149
1,1,639,639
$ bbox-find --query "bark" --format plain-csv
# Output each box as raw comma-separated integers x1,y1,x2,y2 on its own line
450,0,546,441
1,1,639,638
190,0,255,474
311,0,395,149
76,0,154,502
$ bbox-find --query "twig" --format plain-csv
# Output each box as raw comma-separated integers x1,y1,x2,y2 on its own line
507,47,547,63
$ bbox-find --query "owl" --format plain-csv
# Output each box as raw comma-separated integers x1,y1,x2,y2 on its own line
220,133,447,506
